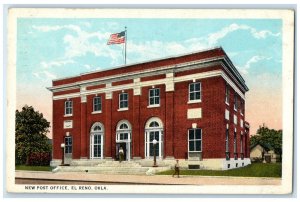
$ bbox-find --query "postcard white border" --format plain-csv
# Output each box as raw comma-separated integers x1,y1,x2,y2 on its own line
6,8,294,194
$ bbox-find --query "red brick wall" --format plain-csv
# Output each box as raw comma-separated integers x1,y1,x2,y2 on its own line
175,65,221,77
112,79,133,86
223,80,246,159
86,84,106,90
141,74,166,82
51,47,251,161
173,77,226,159
52,97,81,159
52,73,248,160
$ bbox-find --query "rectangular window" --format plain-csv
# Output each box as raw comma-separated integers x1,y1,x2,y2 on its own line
65,136,72,154
234,130,237,153
234,93,238,111
149,131,160,157
65,100,73,115
240,100,244,115
234,130,238,160
119,93,128,109
225,129,229,152
93,97,102,112
240,133,243,153
149,88,160,106
225,84,230,104
189,82,201,101
225,109,230,120
119,133,129,141
225,128,230,160
93,134,102,158
188,128,202,152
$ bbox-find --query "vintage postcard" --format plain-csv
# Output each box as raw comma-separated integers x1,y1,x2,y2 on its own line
6,8,294,194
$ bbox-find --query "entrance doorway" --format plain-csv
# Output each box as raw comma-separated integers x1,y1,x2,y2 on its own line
64,136,72,164
116,120,132,161
116,142,127,161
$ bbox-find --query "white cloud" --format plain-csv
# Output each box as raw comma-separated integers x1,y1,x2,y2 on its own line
202,23,280,46
237,55,272,75
251,30,280,39
80,22,91,28
84,64,92,70
32,25,63,32
33,22,279,72
40,59,75,69
33,70,57,80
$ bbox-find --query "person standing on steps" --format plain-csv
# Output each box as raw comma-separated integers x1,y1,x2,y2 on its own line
172,159,180,178
119,146,124,162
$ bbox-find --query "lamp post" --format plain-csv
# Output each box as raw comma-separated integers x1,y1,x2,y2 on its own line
152,139,158,167
61,143,65,166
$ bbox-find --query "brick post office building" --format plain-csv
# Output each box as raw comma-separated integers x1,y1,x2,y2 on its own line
48,47,251,170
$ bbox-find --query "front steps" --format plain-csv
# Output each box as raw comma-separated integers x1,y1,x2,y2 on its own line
53,160,171,175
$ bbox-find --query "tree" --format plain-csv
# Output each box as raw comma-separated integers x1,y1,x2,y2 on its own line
250,124,282,161
15,105,51,165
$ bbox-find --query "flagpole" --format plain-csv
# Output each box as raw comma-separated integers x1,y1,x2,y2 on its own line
124,26,127,65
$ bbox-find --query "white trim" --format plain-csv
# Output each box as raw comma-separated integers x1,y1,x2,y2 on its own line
81,95,87,103
147,104,160,108
187,108,202,119
105,83,112,99
64,114,73,118
116,120,132,130
92,110,102,114
49,55,225,90
53,69,246,100
221,71,245,99
225,109,230,120
118,107,129,112
234,114,237,125
48,55,248,93
145,117,164,129
187,100,201,104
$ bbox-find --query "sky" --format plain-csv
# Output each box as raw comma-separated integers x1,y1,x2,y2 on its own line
16,18,282,138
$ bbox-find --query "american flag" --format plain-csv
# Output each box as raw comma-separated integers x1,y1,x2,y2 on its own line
107,31,126,45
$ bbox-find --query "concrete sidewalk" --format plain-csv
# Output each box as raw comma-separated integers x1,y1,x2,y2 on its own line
15,171,281,185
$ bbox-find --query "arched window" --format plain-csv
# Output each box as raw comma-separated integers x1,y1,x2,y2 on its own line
119,123,129,130
145,117,164,159
149,121,159,128
90,122,104,159
116,121,131,142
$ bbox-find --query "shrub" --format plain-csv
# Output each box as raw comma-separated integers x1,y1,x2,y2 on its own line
28,152,51,166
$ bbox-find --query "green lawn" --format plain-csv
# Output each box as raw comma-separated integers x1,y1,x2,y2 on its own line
15,165,52,171
157,163,282,178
